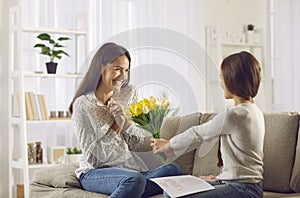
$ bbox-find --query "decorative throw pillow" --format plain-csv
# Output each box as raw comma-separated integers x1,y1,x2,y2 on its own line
290,120,300,192
263,112,300,193
32,162,81,188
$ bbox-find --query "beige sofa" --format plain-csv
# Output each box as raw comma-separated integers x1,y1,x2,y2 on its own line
30,112,300,197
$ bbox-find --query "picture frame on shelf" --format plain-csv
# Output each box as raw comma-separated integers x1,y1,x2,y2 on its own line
47,147,66,164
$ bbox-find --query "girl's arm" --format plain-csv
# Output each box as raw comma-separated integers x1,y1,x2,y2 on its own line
152,109,240,161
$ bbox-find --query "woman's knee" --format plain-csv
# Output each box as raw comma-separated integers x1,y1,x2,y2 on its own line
165,163,182,175
122,172,146,191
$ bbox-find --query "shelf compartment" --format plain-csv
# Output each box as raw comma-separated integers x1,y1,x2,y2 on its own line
28,163,57,169
22,26,86,35
221,42,263,47
11,71,83,78
26,118,72,124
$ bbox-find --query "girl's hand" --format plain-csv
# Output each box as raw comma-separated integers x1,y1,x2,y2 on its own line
150,138,171,154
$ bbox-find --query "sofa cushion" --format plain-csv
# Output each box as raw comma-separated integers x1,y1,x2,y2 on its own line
290,117,300,192
32,162,81,188
263,191,300,198
160,112,201,175
263,112,300,193
192,113,220,177
30,182,106,198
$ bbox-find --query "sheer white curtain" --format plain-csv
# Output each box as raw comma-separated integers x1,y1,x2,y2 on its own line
272,0,300,111
89,0,208,115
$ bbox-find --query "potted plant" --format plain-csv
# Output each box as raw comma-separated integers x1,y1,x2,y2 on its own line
245,24,255,44
247,24,255,31
65,147,82,163
34,33,70,74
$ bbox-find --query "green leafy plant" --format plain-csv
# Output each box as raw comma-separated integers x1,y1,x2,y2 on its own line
66,147,82,155
34,33,70,63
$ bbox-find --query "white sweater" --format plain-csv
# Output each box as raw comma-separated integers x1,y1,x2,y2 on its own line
170,103,265,183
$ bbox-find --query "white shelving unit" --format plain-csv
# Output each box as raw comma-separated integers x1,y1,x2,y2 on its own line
8,6,87,198
205,26,270,112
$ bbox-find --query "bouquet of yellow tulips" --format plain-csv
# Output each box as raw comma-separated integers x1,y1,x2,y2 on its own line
128,96,171,139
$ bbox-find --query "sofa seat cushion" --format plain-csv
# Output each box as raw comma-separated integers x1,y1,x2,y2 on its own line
263,191,300,198
30,182,106,198
263,112,300,193
32,162,81,188
160,112,201,175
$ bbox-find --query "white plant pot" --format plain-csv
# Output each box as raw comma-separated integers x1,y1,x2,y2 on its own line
66,154,82,163
246,31,254,44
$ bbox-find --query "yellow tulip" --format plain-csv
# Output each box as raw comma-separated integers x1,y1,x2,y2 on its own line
149,96,160,110
129,103,143,116
161,97,170,109
142,106,149,114
142,98,151,108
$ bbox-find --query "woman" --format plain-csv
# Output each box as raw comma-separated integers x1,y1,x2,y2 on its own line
151,51,265,198
69,42,182,198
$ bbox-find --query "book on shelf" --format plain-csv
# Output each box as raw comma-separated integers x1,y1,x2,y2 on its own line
25,92,34,120
12,92,21,117
150,175,215,198
34,94,46,120
28,92,39,120
39,94,49,120
24,92,49,120
34,94,44,120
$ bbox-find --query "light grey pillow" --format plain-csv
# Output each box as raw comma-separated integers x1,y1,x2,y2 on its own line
263,112,300,193
32,162,81,188
290,118,300,192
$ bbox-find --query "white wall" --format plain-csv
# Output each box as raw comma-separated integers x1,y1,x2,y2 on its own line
202,0,267,31
201,0,269,111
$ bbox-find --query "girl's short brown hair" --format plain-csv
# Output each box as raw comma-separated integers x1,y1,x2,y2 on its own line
221,51,261,100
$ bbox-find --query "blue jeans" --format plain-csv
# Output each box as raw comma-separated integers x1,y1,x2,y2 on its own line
164,180,263,198
80,162,182,198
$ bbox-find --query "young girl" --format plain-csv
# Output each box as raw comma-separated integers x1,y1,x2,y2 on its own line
151,51,265,198
69,42,182,198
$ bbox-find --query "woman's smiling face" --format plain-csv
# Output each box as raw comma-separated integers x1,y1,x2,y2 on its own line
101,55,130,91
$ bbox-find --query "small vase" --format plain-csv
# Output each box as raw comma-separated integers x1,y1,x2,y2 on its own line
46,62,58,74
246,31,254,44
66,154,82,163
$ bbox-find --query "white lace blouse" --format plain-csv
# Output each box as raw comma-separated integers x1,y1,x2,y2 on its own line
72,85,150,178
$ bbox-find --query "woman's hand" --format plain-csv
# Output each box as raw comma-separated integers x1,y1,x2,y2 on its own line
108,99,130,133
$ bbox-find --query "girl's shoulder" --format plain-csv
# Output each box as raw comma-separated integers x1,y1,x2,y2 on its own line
226,103,261,122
